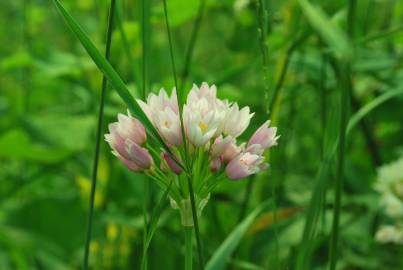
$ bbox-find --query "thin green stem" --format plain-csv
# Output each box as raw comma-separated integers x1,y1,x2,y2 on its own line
161,2,203,268
186,176,204,269
329,2,354,269
115,2,142,92
162,0,190,173
179,0,207,91
328,63,350,270
141,1,151,268
255,0,270,114
141,0,150,99
83,1,116,269
185,227,193,270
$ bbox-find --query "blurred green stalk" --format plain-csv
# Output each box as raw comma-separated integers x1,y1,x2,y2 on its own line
185,227,193,270
84,0,116,269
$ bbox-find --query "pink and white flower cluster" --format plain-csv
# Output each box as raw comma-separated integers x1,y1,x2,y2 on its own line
105,82,278,181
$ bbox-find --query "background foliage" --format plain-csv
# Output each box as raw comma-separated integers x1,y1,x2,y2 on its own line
1,0,403,269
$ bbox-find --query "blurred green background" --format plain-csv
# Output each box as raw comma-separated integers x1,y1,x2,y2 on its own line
1,0,403,269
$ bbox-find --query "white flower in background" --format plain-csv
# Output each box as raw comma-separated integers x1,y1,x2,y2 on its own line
381,193,403,218
375,225,403,244
374,156,403,244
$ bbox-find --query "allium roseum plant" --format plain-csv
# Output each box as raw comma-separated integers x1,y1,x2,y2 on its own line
105,82,278,227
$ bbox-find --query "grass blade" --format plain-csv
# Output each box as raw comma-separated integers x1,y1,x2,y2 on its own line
83,1,116,269
347,87,403,134
205,200,273,270
298,0,352,60
328,63,351,270
51,0,186,171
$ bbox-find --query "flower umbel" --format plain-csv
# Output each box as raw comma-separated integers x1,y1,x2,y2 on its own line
105,83,279,226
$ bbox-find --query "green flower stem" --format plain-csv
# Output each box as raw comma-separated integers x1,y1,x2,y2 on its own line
186,175,204,269
185,227,193,270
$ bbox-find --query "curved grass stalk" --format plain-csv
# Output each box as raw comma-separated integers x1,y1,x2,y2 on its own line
83,1,116,269
162,0,204,268
179,0,207,91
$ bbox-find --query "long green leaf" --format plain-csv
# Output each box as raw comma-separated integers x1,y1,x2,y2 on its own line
51,0,186,171
205,200,272,270
298,0,352,60
347,87,403,134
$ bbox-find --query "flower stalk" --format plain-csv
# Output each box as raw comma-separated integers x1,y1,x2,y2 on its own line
185,227,193,270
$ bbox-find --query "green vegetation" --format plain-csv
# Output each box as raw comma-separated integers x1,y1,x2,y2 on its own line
1,0,403,269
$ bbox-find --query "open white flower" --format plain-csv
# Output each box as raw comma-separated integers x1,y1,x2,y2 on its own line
222,103,254,138
183,84,223,146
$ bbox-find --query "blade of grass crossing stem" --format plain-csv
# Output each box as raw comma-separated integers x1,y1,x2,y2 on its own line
140,0,151,268
298,0,352,60
83,1,116,269
162,1,203,268
141,182,172,270
328,63,351,270
205,200,273,270
52,0,186,172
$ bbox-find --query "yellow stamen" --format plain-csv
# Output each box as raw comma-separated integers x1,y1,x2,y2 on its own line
198,121,208,131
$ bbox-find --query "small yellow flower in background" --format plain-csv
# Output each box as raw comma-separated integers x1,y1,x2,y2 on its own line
106,224,119,241
89,240,100,254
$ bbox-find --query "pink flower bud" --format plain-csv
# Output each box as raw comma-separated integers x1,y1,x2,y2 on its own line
118,156,141,172
248,121,278,149
105,113,152,171
211,135,233,158
163,152,183,174
117,113,147,145
225,152,264,180
210,158,222,173
127,141,152,169
221,141,242,163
